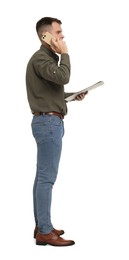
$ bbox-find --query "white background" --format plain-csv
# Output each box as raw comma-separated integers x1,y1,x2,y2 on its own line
0,0,129,259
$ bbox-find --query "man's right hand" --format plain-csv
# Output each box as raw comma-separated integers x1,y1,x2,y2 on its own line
50,38,68,54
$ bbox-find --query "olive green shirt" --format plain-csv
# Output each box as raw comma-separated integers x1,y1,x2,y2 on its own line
26,44,74,115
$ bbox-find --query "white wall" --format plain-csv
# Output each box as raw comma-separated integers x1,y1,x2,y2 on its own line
0,0,129,259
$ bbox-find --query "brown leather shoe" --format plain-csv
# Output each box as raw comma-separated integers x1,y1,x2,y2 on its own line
34,226,64,238
36,231,75,246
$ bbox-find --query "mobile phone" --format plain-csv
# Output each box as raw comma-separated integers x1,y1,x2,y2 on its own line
41,32,53,45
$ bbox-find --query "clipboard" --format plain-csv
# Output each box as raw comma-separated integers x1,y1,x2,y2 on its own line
65,81,104,102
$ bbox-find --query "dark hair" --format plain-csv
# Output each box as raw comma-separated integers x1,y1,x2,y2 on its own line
36,17,62,33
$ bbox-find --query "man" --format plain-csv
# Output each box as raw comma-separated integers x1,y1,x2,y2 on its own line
26,17,87,246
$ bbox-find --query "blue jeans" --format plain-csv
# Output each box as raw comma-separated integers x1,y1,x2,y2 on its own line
31,114,64,234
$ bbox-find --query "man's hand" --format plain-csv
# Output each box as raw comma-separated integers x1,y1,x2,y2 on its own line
50,38,68,54
75,91,88,101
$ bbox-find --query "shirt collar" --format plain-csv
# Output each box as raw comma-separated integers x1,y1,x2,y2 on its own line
40,44,59,62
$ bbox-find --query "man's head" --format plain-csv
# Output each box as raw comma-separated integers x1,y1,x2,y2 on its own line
36,17,64,42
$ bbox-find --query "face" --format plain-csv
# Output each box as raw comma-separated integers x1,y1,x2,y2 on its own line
50,22,64,40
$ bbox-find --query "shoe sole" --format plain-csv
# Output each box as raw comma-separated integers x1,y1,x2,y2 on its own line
36,241,75,246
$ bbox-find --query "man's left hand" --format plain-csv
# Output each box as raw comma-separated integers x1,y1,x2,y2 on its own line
75,91,88,101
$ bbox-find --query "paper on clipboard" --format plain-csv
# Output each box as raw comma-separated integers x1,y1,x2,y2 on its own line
65,81,104,102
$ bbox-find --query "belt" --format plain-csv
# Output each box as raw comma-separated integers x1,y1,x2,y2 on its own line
33,111,64,119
